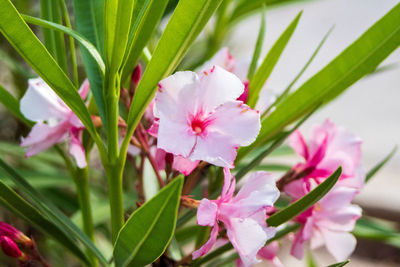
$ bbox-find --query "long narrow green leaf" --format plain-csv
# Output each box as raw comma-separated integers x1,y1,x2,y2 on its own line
267,167,342,227
238,3,400,160
22,14,105,76
247,7,266,80
122,0,223,160
0,180,90,264
104,0,135,73
40,0,67,72
113,176,184,267
0,158,108,265
121,0,170,83
73,0,106,122
247,11,302,107
0,0,104,154
366,146,397,182
0,84,33,125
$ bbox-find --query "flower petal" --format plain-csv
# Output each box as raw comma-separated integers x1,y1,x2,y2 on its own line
172,156,199,175
320,229,357,261
192,223,219,259
21,122,68,156
226,217,267,267
209,101,261,147
289,130,309,160
197,66,244,112
190,131,236,168
198,47,235,73
69,130,87,168
157,115,196,158
20,78,69,122
197,199,218,226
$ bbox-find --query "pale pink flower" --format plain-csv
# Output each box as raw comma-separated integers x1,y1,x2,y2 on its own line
291,186,362,261
287,119,365,193
153,66,260,168
236,242,283,267
20,78,89,168
193,168,280,267
154,148,199,176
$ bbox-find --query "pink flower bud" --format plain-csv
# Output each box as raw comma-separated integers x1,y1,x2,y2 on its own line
0,222,32,247
131,64,142,86
0,236,22,258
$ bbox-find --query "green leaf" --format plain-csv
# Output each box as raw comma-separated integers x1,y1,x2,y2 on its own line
73,0,106,122
22,14,105,76
113,176,184,267
0,0,102,149
0,180,90,264
326,260,350,267
246,11,302,107
238,3,400,160
0,157,108,265
353,217,400,244
267,167,342,227
366,146,397,182
121,0,170,83
104,0,135,73
122,0,223,158
40,0,67,73
247,7,266,80
0,84,33,125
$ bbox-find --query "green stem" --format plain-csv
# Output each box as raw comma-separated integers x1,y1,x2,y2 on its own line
75,167,98,267
104,70,124,242
105,164,124,242
59,0,79,86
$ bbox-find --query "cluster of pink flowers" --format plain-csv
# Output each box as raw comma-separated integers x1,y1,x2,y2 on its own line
0,222,31,262
19,47,365,266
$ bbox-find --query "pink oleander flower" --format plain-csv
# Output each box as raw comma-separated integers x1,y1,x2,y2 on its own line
291,186,362,261
199,47,276,112
236,242,283,267
286,119,365,194
20,78,89,168
154,148,199,176
193,168,280,266
152,66,261,168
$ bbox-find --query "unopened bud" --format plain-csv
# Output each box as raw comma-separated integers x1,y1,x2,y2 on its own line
0,236,22,258
131,64,142,86
181,196,200,209
0,222,31,247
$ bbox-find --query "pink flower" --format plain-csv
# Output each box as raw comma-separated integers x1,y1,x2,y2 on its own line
154,149,199,176
287,119,365,193
153,66,260,168
0,222,31,246
291,186,362,261
193,168,280,266
20,78,89,168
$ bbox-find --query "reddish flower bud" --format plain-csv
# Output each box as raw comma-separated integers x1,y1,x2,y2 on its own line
0,222,32,247
131,64,142,86
0,236,22,258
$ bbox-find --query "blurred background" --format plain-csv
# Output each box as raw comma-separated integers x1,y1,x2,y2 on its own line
0,0,399,266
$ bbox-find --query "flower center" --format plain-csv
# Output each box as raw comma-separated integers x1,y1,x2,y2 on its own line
191,119,205,134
